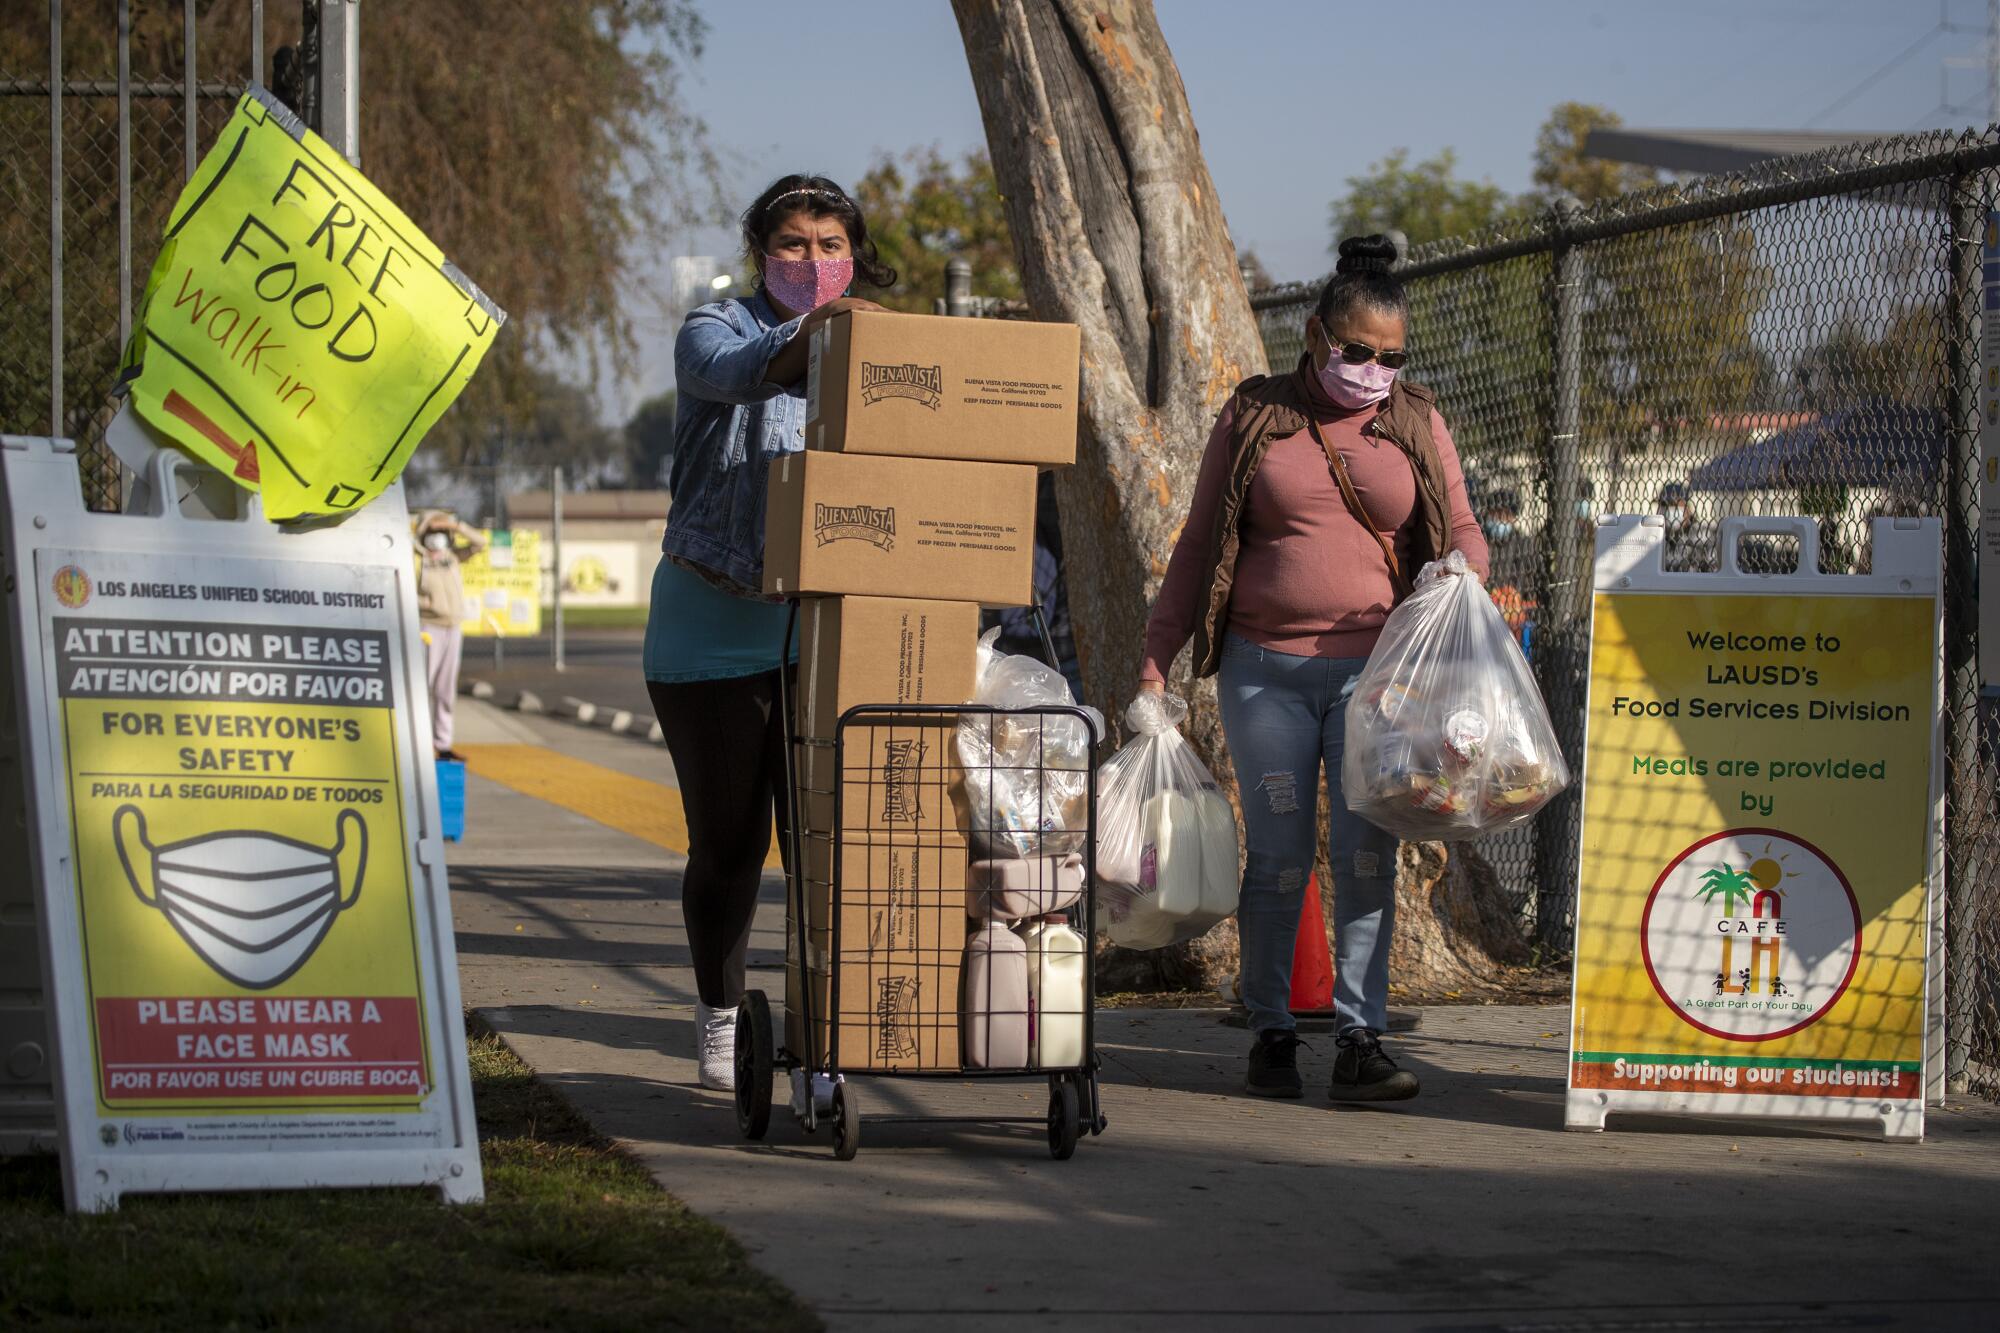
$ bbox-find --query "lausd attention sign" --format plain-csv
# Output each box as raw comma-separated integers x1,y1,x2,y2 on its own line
1,431,482,1210
1566,516,1941,1142
123,86,504,521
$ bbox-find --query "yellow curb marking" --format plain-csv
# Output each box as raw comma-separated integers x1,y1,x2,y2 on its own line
457,744,782,869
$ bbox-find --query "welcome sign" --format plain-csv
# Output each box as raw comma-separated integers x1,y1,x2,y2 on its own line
1566,516,1942,1142
124,87,504,521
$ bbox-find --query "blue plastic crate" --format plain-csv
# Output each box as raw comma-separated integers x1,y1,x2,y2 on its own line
436,759,466,841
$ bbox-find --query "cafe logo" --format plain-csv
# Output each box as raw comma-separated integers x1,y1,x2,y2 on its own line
51,565,92,609
859,360,942,411
1640,828,1861,1042
813,502,896,550
874,976,920,1060
879,737,925,823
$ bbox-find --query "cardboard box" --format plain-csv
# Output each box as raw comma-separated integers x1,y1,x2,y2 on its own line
807,309,1079,466
797,596,981,744
796,716,967,839
786,830,970,1070
764,451,1036,604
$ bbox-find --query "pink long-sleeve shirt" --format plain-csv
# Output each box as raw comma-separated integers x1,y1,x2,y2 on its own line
1141,382,1488,683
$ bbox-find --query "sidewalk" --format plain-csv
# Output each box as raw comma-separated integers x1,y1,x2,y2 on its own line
447,698,2000,1331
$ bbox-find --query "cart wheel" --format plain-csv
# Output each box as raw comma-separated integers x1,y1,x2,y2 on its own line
831,1083,860,1161
734,991,773,1141
1048,1075,1080,1161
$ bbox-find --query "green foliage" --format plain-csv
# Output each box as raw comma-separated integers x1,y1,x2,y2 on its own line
1529,102,1659,206
625,391,678,491
1327,104,1774,494
1797,310,1946,411
427,366,620,480
853,148,1022,314
0,1018,816,1332
0,2,720,474
1331,148,1524,249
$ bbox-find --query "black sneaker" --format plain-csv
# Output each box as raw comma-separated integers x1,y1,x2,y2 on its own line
1246,1029,1304,1099
1328,1029,1419,1102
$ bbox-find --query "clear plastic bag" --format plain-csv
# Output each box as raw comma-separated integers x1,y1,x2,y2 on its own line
957,629,1103,859
1341,550,1570,841
1094,691,1240,950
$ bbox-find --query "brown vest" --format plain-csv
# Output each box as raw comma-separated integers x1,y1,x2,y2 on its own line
1185,357,1453,679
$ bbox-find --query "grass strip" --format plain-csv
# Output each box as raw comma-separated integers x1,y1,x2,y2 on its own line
0,1015,818,1333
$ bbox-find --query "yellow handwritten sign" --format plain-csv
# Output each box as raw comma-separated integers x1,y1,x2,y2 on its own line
127,87,504,521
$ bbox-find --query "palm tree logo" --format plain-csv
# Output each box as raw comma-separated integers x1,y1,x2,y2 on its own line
1694,864,1758,914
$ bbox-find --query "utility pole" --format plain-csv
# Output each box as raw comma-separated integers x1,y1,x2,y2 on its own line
1989,0,1999,125
551,464,566,672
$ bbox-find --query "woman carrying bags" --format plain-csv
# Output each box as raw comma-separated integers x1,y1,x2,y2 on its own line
645,175,893,1090
1139,235,1488,1102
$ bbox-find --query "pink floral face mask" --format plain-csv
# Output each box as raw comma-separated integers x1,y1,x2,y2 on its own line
763,253,852,316
1315,332,1399,409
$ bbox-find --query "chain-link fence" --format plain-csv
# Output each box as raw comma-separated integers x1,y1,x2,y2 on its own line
2,4,275,512
1254,128,2000,1095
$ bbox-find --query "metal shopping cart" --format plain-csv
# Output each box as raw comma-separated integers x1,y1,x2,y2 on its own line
732,604,1107,1160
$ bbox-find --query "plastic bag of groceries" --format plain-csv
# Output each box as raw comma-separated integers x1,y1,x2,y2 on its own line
1093,691,1240,950
957,628,1103,859
1340,550,1570,841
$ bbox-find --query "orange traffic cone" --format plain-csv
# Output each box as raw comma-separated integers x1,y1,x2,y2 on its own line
1289,872,1334,1014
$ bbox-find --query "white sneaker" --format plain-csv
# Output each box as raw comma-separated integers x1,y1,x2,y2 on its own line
695,1000,736,1091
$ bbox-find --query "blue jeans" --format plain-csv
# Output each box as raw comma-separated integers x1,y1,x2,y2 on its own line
1218,634,1399,1037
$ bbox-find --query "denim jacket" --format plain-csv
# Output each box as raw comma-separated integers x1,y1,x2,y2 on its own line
661,291,806,594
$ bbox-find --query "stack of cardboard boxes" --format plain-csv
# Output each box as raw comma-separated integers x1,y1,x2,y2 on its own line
764,309,1079,1069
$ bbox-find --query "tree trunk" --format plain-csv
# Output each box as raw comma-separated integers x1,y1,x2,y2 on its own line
954,0,1265,988
956,1,1536,996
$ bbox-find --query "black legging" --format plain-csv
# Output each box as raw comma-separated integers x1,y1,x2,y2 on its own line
647,669,792,1007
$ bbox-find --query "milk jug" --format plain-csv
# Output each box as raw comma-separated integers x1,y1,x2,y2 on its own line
1142,789,1206,916
962,922,1029,1069
1195,787,1241,916
1023,916,1086,1069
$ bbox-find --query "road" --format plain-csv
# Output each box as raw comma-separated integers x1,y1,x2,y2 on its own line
459,627,653,719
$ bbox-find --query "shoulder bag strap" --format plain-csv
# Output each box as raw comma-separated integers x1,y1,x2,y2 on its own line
1304,414,1411,599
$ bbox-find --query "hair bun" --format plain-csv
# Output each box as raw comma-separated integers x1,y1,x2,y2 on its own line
1335,234,1399,275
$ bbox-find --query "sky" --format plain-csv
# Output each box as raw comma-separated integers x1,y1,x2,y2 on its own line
605,0,1998,419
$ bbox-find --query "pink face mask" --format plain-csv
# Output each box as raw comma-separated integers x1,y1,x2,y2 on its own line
763,254,852,316
1316,349,1399,410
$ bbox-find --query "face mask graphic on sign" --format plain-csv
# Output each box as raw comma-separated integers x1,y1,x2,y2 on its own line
112,806,366,990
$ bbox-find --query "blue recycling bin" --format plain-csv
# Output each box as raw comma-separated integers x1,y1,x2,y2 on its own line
436,759,466,841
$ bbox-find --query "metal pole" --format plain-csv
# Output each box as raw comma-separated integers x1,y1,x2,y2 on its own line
252,0,265,89
1945,172,1983,1092
117,0,131,350
552,465,566,672
1989,0,1999,127
1534,197,1586,951
48,0,62,438
318,0,361,165
182,0,196,180
945,257,973,317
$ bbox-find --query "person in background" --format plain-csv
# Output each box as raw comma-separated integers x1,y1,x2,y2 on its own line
1140,235,1489,1103
984,471,1084,700
1658,482,1714,571
646,174,892,1091
414,510,486,763
1480,489,1536,654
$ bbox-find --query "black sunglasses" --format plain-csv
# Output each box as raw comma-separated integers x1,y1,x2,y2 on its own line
1319,327,1408,370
